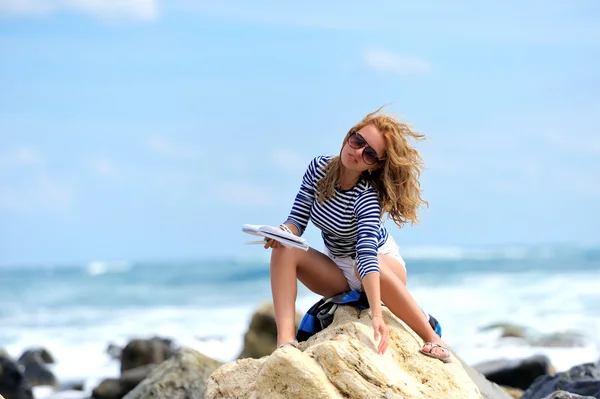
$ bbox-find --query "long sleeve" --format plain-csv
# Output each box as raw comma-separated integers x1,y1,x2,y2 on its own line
353,188,382,279
284,156,320,236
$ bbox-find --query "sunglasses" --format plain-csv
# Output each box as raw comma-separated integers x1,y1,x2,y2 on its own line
348,131,380,165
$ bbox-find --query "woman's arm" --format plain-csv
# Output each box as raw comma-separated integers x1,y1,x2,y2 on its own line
283,156,322,236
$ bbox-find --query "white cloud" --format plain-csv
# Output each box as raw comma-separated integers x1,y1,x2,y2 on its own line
0,0,159,21
270,149,307,173
219,181,273,206
0,147,41,168
364,48,432,76
147,136,200,159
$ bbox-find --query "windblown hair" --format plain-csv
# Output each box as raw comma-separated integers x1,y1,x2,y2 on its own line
316,106,429,227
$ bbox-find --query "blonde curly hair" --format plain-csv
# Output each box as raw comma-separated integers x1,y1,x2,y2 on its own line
316,107,429,227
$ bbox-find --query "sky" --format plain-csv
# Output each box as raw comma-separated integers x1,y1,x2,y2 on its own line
1,1,599,265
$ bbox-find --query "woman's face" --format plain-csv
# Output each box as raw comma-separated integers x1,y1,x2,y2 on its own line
341,124,386,173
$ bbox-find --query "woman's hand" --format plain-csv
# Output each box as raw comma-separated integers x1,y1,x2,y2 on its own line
263,237,282,249
372,315,389,355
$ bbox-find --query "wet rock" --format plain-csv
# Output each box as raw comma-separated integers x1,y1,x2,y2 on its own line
475,355,555,391
120,336,176,373
91,378,121,399
18,348,55,364
480,322,527,338
530,332,588,348
521,361,600,399
0,351,34,399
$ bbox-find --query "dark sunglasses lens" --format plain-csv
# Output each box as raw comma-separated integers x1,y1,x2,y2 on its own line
349,133,364,148
363,148,378,165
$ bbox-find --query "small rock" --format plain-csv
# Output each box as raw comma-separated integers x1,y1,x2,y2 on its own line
542,390,596,399
106,343,122,360
91,378,122,399
120,336,176,373
18,348,55,364
237,302,303,359
521,361,600,399
480,322,527,338
475,355,555,390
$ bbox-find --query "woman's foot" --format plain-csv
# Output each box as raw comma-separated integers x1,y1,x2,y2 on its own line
277,339,300,349
419,341,452,363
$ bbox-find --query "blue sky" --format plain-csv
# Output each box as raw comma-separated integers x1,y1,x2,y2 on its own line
1,1,599,265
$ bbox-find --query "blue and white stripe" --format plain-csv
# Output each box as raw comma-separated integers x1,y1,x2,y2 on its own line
285,155,389,279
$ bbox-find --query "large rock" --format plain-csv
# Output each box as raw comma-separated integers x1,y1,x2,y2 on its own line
0,351,34,399
207,306,486,399
452,353,513,399
475,355,555,390
122,348,223,399
521,361,600,399
120,336,176,373
92,365,158,399
18,348,59,387
237,302,303,360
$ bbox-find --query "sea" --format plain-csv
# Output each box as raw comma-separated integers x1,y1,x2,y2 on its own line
1,243,599,399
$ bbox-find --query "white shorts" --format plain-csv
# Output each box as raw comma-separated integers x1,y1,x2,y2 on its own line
324,235,406,292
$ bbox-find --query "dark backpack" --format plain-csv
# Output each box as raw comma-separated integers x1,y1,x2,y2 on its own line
296,290,442,342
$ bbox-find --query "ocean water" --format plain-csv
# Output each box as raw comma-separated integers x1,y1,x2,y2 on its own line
1,243,599,398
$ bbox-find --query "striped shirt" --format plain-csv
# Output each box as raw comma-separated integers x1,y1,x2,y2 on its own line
284,155,389,279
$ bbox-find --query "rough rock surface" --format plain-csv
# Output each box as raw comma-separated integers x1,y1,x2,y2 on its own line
0,350,34,399
122,348,223,399
521,361,600,399
207,306,484,399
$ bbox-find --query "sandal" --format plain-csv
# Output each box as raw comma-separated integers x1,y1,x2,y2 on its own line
419,342,452,363
277,340,300,349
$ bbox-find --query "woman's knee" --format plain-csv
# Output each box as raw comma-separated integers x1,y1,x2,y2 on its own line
377,256,407,286
270,246,302,265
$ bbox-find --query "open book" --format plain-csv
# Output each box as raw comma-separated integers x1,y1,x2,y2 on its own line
242,224,310,251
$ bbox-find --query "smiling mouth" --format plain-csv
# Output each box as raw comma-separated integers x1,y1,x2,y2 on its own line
348,153,358,163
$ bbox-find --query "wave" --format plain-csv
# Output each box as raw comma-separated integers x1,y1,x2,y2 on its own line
399,243,600,262
85,260,132,276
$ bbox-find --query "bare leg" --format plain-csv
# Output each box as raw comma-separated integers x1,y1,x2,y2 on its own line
377,254,450,358
353,254,449,359
270,246,350,345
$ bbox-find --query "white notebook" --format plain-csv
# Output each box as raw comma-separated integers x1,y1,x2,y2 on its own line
242,224,310,251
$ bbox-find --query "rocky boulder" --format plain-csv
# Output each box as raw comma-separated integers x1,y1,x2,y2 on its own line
122,348,223,399
521,361,600,399
120,336,176,373
207,306,486,399
237,302,303,360
475,355,555,390
17,347,58,387
0,350,34,399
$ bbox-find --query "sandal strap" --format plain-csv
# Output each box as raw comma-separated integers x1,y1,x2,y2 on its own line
422,342,449,351
277,340,299,349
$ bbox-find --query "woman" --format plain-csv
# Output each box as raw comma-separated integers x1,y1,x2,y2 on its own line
264,107,451,362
